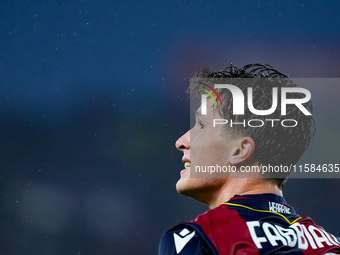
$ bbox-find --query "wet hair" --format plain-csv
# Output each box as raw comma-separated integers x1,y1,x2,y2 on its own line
190,63,316,187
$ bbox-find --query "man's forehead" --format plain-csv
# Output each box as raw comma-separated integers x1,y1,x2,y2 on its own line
195,105,221,118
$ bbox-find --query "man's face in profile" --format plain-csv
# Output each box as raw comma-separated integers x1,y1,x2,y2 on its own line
175,102,238,202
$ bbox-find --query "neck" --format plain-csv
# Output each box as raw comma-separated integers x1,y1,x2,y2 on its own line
207,178,283,209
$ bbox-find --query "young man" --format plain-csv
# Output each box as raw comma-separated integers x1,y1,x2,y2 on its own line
158,64,340,254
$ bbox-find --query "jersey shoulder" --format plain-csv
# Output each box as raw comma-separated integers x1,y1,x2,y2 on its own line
158,221,218,255
158,205,244,255
191,203,260,254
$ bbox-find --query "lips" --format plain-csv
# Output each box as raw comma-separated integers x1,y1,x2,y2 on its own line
184,162,191,168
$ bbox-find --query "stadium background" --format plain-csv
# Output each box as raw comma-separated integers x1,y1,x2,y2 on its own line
1,1,339,254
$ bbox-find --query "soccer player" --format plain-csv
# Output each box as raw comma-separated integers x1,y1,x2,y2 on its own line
158,64,340,254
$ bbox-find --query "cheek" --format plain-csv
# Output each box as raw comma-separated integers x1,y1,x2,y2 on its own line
190,129,202,145
190,130,211,151
193,143,232,166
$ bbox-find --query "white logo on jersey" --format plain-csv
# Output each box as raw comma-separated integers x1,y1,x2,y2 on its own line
173,228,196,254
246,221,340,250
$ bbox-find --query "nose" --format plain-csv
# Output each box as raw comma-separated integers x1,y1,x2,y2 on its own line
175,130,190,152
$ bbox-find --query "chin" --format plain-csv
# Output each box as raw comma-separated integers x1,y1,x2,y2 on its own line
176,174,225,205
176,177,188,194
176,177,193,195
175,175,203,200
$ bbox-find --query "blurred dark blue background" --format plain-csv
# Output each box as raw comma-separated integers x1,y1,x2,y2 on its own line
1,1,340,254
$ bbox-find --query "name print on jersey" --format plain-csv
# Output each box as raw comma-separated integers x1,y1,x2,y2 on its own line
268,202,291,214
247,220,340,250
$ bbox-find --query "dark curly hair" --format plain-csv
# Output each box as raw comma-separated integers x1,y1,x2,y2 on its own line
190,63,316,187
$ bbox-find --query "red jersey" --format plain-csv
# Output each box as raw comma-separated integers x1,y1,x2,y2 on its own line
159,194,340,254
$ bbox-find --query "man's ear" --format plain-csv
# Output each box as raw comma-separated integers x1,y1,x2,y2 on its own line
229,137,256,165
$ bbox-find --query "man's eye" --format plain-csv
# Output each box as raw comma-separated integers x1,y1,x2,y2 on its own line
199,122,204,129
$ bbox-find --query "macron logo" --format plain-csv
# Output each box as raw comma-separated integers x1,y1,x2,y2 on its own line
173,228,196,254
